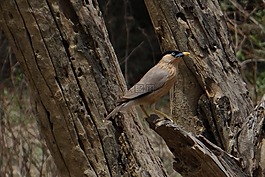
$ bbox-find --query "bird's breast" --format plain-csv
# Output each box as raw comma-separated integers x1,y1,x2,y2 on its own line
138,64,177,104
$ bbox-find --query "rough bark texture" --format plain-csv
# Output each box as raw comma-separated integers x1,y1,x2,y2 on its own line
147,115,247,177
144,0,265,176
237,96,265,177
0,0,167,176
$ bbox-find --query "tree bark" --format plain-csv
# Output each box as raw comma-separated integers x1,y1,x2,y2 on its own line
0,0,167,176
144,0,265,176
146,115,248,177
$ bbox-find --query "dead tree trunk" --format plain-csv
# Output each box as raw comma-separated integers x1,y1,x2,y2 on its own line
0,0,167,176
144,0,265,176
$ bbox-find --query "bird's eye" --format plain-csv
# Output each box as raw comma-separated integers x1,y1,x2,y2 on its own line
171,52,176,56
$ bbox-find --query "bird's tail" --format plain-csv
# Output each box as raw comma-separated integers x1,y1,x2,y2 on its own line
105,103,126,120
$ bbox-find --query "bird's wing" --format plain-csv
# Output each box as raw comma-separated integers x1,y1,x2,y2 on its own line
121,66,169,101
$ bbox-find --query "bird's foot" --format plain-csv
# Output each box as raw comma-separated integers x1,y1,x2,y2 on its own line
153,109,173,123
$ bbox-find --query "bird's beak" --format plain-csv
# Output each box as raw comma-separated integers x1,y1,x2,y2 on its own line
182,52,190,56
175,51,190,57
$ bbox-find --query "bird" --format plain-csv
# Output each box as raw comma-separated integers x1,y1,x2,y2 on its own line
105,50,190,120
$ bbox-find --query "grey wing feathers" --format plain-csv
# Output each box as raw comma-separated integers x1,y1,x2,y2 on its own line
123,66,169,100
105,66,169,119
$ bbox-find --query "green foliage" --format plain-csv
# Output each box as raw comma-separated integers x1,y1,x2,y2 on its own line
236,50,245,61
221,0,265,102
257,71,265,97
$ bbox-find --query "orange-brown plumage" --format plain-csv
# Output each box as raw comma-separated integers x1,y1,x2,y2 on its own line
105,50,190,119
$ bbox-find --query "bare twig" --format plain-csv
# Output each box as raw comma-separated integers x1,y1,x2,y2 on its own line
240,58,265,69
119,41,145,65
228,0,265,33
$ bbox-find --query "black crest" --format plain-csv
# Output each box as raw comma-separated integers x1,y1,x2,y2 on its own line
162,50,181,57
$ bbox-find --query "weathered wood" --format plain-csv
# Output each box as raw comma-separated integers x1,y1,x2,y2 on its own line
144,0,253,147
144,0,265,176
237,97,265,176
146,115,247,177
144,0,204,134
0,0,167,176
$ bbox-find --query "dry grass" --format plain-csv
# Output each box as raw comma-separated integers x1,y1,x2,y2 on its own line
0,67,58,177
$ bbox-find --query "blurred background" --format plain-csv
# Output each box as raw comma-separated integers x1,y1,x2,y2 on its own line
0,0,264,176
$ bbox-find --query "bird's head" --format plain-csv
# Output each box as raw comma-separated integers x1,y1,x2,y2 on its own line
160,50,190,65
